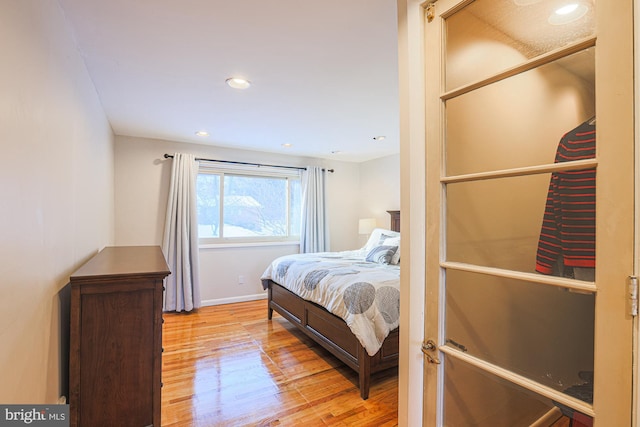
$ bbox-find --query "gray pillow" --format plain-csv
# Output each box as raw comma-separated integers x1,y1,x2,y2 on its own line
365,245,398,265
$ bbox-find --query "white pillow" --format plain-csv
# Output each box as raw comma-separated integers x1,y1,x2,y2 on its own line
363,228,400,252
383,236,401,265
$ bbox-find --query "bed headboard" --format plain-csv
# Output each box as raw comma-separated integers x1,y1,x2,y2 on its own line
387,210,400,232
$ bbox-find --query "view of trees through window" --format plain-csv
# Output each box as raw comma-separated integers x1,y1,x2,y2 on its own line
197,171,301,240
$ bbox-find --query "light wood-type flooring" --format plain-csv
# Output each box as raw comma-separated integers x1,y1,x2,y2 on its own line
161,299,575,427
161,299,398,426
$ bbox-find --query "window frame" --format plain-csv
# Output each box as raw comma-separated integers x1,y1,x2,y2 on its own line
196,162,302,245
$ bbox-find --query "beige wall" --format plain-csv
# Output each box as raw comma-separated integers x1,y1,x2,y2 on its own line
114,136,395,304
358,154,401,245
0,0,114,403
396,1,427,425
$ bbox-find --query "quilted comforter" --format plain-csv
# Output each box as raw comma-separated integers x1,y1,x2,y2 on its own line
261,250,400,356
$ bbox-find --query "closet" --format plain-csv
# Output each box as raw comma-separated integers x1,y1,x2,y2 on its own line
410,0,635,425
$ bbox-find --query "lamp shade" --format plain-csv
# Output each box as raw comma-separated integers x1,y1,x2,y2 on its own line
358,218,377,235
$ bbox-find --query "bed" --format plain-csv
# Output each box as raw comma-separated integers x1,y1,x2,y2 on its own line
261,210,401,399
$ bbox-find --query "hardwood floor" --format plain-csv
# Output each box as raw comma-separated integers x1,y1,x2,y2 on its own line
161,299,399,426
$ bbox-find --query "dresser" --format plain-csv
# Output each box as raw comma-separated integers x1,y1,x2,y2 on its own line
69,246,170,427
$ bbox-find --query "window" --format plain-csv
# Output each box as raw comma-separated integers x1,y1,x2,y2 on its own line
196,164,302,243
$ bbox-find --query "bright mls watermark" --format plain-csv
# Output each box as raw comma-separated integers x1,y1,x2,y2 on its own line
0,405,68,427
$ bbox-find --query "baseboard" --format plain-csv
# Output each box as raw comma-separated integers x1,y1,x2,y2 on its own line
200,293,267,307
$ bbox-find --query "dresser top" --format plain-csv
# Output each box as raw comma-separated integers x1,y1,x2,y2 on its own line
70,246,171,282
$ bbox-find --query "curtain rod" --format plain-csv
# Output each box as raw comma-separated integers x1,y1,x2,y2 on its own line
163,154,334,173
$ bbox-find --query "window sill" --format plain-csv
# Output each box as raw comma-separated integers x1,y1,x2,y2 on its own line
199,241,301,250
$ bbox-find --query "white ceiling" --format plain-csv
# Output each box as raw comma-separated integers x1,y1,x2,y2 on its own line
57,0,400,163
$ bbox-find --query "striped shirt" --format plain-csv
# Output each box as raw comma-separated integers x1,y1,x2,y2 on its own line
535,119,596,275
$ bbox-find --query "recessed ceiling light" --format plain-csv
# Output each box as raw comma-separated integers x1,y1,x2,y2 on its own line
331,150,342,154
281,143,292,148
195,130,209,137
373,136,386,141
556,3,579,14
549,2,588,25
226,77,251,89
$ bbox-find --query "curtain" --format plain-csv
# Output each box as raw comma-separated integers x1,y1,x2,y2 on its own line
162,153,201,312
300,166,329,253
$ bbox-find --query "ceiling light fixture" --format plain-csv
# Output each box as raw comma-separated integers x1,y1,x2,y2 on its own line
548,2,588,25
555,3,579,14
281,143,292,148
373,136,386,141
195,130,209,137
225,77,251,89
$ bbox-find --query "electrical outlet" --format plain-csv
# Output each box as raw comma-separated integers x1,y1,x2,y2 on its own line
238,275,245,285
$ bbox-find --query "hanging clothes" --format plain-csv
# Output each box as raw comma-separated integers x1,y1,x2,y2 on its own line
535,119,596,275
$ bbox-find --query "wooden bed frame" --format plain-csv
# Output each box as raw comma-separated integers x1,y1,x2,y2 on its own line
263,210,400,399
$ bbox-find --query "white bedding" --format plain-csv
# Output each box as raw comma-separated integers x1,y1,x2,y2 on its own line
261,249,400,356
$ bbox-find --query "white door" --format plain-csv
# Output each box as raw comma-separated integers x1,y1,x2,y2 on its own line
421,1,635,425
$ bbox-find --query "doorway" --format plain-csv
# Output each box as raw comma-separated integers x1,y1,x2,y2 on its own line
413,0,635,425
